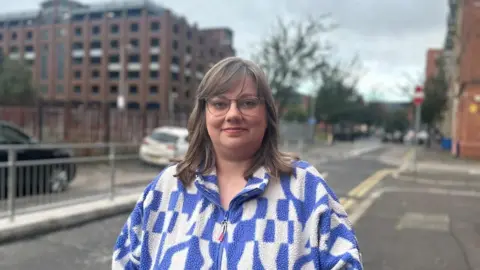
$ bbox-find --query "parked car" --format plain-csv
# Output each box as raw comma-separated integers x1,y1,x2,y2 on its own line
139,126,189,166
0,121,77,197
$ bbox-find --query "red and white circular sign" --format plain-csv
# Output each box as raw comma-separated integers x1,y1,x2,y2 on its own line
413,86,424,106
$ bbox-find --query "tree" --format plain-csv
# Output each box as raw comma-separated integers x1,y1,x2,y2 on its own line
0,58,39,106
421,57,448,128
283,105,308,122
253,15,334,117
313,60,364,125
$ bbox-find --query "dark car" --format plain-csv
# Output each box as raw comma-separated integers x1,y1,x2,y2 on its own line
0,121,76,197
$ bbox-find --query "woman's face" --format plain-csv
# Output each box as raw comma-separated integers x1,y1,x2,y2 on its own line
205,76,267,158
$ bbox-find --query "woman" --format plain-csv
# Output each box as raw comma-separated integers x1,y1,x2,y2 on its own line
112,57,363,270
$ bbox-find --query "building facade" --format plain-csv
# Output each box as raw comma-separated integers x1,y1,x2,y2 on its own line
442,0,480,159
425,49,443,80
0,0,235,118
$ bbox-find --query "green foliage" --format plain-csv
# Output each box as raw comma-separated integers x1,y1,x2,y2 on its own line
253,15,334,116
0,58,39,106
314,62,366,125
283,105,308,122
421,56,449,126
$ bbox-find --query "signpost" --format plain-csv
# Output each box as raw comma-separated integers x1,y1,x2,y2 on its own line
411,86,424,172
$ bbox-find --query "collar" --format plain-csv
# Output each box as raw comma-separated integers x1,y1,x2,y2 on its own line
194,166,271,209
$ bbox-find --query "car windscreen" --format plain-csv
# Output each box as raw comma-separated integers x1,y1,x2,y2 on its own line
150,132,179,143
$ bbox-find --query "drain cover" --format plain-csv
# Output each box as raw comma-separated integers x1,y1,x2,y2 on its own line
396,212,450,232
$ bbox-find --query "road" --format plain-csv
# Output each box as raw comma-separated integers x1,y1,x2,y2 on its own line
0,140,391,269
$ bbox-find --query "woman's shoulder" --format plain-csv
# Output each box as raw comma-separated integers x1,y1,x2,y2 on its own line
286,159,337,200
142,164,182,194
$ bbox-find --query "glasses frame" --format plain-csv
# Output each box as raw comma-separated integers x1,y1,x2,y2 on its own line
204,96,264,117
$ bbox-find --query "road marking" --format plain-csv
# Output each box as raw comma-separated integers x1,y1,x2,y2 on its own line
339,169,394,212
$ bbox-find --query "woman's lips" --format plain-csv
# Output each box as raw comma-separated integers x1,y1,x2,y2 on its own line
222,128,247,134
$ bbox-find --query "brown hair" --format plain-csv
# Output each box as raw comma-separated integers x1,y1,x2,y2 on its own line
175,56,297,185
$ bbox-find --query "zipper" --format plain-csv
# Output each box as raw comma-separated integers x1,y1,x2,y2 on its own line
216,212,229,269
218,216,228,242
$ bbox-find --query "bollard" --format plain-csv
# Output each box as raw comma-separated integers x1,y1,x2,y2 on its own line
109,143,116,200
7,149,16,222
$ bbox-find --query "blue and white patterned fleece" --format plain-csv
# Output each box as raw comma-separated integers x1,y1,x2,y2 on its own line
112,160,363,269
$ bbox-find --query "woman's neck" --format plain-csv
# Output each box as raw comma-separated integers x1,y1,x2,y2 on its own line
215,156,252,176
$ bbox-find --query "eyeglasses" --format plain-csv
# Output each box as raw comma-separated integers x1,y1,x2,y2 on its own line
205,96,264,116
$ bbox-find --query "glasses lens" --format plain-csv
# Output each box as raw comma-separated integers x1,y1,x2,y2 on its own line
207,99,230,116
237,98,262,116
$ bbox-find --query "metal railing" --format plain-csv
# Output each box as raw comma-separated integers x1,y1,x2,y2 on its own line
0,143,161,222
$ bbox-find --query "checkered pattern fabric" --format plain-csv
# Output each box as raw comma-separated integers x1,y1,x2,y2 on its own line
112,160,363,269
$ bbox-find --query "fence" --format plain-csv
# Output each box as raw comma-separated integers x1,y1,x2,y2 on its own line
0,142,162,222
0,106,188,143
279,120,316,152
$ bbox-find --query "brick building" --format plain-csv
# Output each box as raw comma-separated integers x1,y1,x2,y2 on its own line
443,0,480,159
0,0,235,118
424,49,443,80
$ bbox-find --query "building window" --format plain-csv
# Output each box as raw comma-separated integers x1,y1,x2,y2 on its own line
74,27,82,36
171,72,179,81
26,31,33,40
73,85,81,93
92,25,101,35
92,85,99,95
109,55,119,63
74,70,81,79
11,32,17,40
150,71,159,79
110,40,119,49
172,40,178,50
173,24,179,33
130,39,139,48
110,24,119,34
90,57,101,65
72,57,82,65
187,31,192,40
127,71,140,79
186,46,191,54
150,38,159,47
40,45,49,79
56,43,65,79
130,23,139,32
128,54,140,62
129,85,138,94
172,56,180,65
73,42,83,50
149,86,158,94
150,55,159,62
91,40,101,49
110,85,118,94
109,71,119,79
92,70,100,78
151,21,160,31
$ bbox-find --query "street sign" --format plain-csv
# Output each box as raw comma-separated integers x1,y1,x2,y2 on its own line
413,86,424,106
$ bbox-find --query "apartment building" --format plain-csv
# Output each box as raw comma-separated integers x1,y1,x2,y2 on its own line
0,0,235,117
442,0,480,159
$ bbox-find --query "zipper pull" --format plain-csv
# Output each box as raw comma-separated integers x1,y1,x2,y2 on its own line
218,219,228,242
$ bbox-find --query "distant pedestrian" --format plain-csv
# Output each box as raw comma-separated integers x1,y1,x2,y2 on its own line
112,56,363,269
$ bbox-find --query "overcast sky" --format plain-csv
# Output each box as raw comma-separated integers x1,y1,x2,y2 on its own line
4,0,448,102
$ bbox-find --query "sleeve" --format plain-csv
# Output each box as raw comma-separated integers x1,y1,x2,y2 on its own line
111,174,162,270
318,190,363,270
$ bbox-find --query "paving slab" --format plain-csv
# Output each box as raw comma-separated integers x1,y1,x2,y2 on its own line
354,188,480,270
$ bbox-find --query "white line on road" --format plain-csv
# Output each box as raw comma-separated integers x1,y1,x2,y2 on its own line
348,186,480,225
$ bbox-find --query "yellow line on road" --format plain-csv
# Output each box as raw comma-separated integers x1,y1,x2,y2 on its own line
339,148,413,211
340,169,394,211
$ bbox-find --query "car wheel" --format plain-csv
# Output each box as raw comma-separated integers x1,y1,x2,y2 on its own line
48,168,69,193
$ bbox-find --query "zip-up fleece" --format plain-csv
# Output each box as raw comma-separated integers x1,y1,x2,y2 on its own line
112,160,363,270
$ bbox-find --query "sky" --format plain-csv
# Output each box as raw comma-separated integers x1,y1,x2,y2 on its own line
4,0,449,102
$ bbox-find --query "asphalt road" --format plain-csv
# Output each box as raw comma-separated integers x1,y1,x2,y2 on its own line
0,140,392,270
